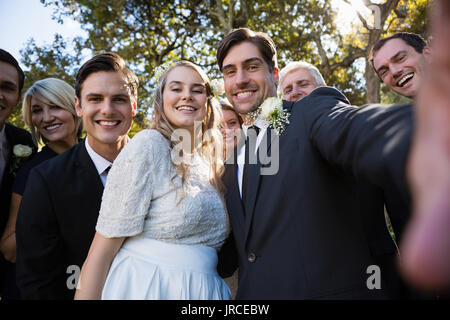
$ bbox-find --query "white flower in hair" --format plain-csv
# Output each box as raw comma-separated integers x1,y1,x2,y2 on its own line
154,61,174,83
210,78,225,97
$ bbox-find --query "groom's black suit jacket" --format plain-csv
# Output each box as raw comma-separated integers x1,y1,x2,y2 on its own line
16,140,104,299
220,87,413,299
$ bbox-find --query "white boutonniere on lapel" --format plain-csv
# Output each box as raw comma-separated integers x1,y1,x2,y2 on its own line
259,97,290,135
10,144,33,176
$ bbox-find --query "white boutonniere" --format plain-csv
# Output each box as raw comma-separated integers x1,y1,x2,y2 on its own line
258,97,290,135
10,144,33,175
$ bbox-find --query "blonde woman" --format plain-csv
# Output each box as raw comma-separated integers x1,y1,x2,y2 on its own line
0,78,81,297
75,61,230,300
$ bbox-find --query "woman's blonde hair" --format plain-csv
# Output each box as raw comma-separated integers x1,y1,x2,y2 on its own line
152,61,225,198
22,78,82,145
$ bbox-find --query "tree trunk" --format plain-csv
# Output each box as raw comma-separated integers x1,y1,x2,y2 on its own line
355,0,401,103
365,59,381,103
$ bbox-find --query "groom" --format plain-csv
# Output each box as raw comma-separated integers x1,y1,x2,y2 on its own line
218,28,413,299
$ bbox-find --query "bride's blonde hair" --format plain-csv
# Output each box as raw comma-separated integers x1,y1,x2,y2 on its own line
152,61,225,198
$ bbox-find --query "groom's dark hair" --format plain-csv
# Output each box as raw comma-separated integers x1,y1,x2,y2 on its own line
217,28,278,73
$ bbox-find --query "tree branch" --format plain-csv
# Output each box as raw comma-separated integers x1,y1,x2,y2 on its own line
234,0,249,28
228,0,234,31
329,49,366,72
342,0,370,30
312,34,330,74
209,0,230,33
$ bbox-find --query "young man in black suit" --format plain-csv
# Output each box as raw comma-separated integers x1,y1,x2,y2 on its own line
217,28,413,299
16,52,138,299
0,49,35,300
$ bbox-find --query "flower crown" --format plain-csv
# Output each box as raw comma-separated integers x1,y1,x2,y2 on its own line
154,61,174,84
153,62,224,97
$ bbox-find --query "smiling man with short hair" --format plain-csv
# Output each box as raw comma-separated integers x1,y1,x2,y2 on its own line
16,52,138,300
371,33,431,99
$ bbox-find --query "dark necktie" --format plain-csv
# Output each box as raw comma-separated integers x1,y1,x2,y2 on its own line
242,125,260,209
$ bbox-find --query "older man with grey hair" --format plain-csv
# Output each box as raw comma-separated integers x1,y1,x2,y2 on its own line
279,61,326,101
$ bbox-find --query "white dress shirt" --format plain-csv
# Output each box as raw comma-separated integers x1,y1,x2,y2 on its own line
84,137,112,187
237,117,269,197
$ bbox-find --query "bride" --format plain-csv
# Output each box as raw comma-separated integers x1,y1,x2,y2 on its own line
74,61,230,300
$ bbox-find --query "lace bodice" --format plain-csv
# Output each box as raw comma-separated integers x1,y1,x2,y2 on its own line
96,129,229,250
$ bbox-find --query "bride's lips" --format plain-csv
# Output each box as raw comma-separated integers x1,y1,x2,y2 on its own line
176,105,198,114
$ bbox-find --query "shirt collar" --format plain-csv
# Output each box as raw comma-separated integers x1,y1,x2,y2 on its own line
242,116,269,136
84,136,112,175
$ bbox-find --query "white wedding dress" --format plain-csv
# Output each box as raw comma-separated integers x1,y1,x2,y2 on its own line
96,129,231,300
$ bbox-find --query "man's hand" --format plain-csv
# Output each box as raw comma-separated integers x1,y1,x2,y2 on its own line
402,0,450,291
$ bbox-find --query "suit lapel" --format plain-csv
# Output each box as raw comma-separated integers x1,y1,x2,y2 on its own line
244,131,263,221
75,140,104,198
244,101,293,244
223,162,246,237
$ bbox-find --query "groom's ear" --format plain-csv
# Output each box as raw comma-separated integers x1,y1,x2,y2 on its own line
273,67,279,88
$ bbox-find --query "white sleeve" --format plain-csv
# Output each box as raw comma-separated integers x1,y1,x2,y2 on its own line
96,130,159,238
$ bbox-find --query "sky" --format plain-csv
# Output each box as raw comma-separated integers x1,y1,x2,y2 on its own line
0,0,86,69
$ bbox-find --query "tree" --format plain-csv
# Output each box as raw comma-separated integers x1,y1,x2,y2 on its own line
32,0,339,107
334,0,431,103
8,34,83,129
10,0,429,130
44,0,214,108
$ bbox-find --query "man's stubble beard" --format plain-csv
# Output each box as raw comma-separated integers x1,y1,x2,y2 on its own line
234,89,275,115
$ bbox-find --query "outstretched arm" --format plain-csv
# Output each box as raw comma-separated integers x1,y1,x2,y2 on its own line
401,0,450,291
299,87,412,196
